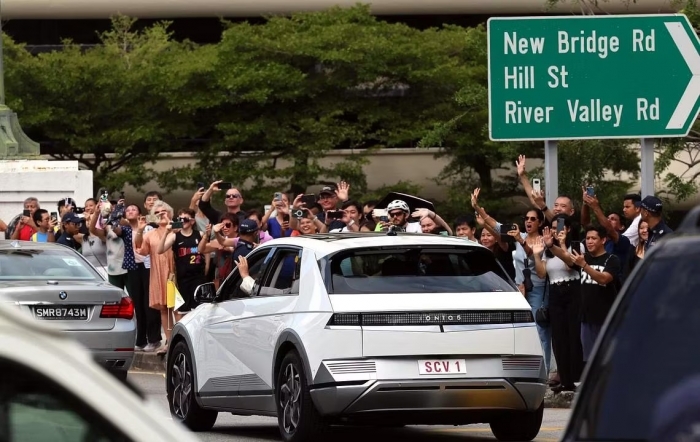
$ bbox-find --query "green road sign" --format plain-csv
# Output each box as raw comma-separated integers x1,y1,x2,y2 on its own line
487,14,700,141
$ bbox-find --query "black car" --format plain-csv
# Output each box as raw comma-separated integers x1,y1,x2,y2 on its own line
563,206,700,442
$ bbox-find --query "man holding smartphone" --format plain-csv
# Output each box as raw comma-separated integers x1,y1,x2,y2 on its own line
199,180,247,225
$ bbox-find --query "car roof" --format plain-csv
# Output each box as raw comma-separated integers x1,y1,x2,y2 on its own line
0,240,71,251
261,233,486,257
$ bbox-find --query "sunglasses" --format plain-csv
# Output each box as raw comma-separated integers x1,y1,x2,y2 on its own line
180,218,192,223
223,222,233,228
523,216,539,222
154,211,166,217
389,211,404,218
226,194,241,199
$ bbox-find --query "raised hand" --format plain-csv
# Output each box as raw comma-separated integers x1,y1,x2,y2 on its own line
471,188,481,209
532,237,545,255
542,226,554,248
516,155,527,177
336,181,350,201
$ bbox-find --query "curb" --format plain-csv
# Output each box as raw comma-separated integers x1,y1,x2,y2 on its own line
129,354,574,409
130,351,166,373
544,390,574,408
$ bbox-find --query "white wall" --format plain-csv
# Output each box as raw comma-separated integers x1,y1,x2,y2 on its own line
0,161,93,239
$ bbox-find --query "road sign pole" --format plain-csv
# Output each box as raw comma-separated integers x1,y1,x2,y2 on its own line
640,138,655,197
544,140,558,208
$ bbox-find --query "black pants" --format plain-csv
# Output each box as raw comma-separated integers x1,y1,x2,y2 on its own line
127,264,162,346
549,280,584,387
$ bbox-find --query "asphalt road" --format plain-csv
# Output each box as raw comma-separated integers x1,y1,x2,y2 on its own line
130,372,570,442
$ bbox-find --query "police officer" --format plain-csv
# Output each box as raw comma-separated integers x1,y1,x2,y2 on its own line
233,219,259,261
637,195,673,251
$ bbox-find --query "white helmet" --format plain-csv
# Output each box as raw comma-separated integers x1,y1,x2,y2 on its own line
386,199,410,213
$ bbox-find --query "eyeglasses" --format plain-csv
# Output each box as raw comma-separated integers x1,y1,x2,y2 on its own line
223,223,232,228
389,211,404,218
523,216,539,222
226,194,241,199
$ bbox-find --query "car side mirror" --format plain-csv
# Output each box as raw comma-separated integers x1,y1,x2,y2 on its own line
194,282,217,304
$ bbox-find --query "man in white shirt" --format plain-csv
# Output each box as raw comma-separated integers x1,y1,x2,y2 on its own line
621,193,642,247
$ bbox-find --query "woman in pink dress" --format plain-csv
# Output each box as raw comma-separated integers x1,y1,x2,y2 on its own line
135,200,175,352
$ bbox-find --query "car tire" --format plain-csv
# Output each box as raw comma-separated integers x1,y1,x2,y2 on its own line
167,341,218,432
489,402,544,442
275,350,327,442
112,370,128,383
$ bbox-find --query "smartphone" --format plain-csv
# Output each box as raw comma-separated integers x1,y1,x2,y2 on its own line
571,241,582,253
264,204,272,213
23,209,31,217
197,182,205,190
379,216,389,223
118,191,125,200
556,219,566,234
171,220,184,229
145,214,158,224
586,186,595,196
217,182,233,190
50,212,58,221
274,192,283,202
373,208,388,219
301,194,316,207
532,178,541,193
327,210,344,220
282,214,290,222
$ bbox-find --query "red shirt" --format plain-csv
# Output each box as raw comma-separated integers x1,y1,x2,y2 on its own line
18,224,35,241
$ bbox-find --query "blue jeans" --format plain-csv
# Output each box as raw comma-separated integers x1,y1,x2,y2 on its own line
526,284,552,373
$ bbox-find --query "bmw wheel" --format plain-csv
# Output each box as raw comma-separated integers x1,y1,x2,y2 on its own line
167,341,218,431
275,350,327,442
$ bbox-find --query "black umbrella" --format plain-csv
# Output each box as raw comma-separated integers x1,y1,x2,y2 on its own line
375,192,435,222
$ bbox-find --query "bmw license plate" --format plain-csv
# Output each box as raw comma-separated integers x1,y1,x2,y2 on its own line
34,306,89,320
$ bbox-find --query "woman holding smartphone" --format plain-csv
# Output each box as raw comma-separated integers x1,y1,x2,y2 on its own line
532,216,584,392
263,193,293,239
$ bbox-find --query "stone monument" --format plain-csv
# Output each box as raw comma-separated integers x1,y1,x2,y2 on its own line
0,6,93,238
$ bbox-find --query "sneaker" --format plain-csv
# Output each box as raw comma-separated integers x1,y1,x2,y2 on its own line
134,345,145,352
143,341,162,353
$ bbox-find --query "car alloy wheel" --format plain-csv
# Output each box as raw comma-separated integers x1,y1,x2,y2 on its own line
171,352,192,420
279,362,302,435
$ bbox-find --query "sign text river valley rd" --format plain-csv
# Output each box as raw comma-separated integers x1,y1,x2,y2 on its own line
487,14,700,141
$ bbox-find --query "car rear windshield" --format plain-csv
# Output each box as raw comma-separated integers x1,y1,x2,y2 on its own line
0,249,100,281
573,247,700,441
328,246,515,294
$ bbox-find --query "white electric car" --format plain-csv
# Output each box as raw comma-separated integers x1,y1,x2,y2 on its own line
166,233,547,442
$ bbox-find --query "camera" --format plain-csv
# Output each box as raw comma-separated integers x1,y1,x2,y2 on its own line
292,209,305,219
73,207,85,215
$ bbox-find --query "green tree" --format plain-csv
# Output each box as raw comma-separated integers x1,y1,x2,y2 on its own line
4,16,214,192
158,5,474,205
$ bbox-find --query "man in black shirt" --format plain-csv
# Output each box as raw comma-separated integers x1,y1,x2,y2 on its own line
637,195,673,251
56,213,83,251
571,225,621,362
233,220,259,261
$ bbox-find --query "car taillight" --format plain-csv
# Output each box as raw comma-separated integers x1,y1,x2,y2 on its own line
100,297,134,320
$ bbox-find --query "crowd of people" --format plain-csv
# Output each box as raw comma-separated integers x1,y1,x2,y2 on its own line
0,154,672,380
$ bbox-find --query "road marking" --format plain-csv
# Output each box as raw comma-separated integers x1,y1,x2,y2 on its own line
434,427,563,433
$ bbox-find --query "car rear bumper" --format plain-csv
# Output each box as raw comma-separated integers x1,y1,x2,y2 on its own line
62,318,136,372
309,356,546,419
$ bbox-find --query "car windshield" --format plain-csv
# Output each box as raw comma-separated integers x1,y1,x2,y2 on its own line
573,247,700,441
328,246,515,294
0,249,101,281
